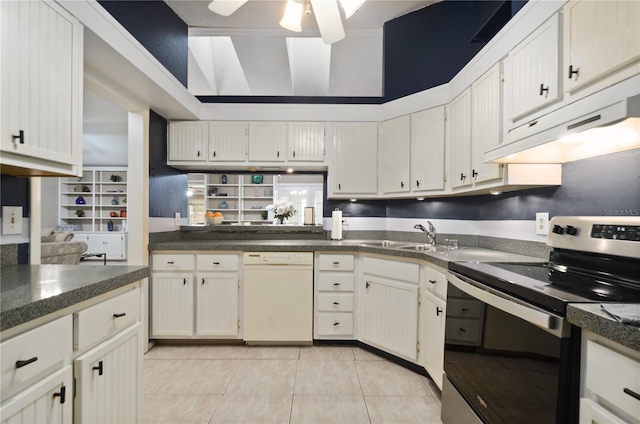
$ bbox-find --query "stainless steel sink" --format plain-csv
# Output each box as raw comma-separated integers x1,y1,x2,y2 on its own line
399,244,458,252
358,240,411,248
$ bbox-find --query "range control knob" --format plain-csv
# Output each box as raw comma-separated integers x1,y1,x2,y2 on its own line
565,225,578,236
552,225,565,235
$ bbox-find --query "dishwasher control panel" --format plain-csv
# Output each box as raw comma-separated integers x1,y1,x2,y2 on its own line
243,252,314,265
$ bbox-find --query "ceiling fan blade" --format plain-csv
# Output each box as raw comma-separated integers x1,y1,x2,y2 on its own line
310,0,345,44
207,0,248,16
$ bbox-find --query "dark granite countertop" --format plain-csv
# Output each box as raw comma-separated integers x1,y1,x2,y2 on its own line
149,239,542,270
1,265,149,332
567,303,640,352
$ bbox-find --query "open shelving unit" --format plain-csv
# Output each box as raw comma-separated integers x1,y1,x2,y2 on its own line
205,173,275,224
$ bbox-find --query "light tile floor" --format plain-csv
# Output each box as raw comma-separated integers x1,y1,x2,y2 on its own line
143,345,442,424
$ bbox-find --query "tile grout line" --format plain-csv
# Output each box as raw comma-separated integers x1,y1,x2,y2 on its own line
352,347,374,424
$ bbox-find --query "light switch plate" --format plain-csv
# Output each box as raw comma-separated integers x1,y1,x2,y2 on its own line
2,206,23,235
175,212,181,226
536,212,549,235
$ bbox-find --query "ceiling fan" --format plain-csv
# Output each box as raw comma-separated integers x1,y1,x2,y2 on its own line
207,0,366,44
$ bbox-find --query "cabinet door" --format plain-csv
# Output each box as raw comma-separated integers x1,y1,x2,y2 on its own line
168,122,207,161
209,121,247,161
288,122,325,161
248,122,286,162
381,116,411,194
0,0,82,172
471,63,503,184
0,366,72,424
411,107,445,192
151,274,194,337
449,88,472,189
564,0,640,93
423,292,446,390
196,273,239,337
74,324,141,424
579,398,628,424
331,123,378,195
85,234,125,260
508,14,560,119
362,276,419,362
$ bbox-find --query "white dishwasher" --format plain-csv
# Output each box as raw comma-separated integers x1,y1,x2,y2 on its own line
243,252,313,344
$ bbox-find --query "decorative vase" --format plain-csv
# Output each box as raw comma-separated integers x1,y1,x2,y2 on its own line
220,201,229,209
75,196,86,205
277,217,285,225
111,196,119,205
107,220,114,231
221,174,228,184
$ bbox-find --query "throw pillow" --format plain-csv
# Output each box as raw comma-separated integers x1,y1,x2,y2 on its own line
52,231,74,242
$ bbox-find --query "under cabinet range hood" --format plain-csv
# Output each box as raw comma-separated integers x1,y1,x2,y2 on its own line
486,77,640,164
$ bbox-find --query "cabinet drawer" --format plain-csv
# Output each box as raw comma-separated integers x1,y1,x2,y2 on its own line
424,266,447,299
317,273,354,292
197,254,239,271
318,255,354,271
447,299,484,319
445,319,482,346
153,254,194,271
317,313,354,336
317,293,354,312
74,288,140,351
1,316,72,397
585,340,640,419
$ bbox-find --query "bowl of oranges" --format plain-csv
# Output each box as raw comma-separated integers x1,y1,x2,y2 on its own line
206,211,223,225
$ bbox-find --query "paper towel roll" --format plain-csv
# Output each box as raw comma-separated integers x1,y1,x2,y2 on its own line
331,209,342,240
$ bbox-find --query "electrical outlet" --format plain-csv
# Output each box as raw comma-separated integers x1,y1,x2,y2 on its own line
536,212,549,235
175,212,181,226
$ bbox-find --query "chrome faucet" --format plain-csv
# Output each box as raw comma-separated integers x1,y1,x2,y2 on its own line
414,221,436,246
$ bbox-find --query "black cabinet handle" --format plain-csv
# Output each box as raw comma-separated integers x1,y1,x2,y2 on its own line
539,84,549,96
338,183,341,190
53,385,66,404
213,261,220,265
113,313,126,318
624,388,640,401
15,357,38,368
93,361,103,376
197,150,201,157
459,327,466,333
333,261,340,265
472,169,478,178
568,65,579,80
333,302,340,305
416,180,420,188
12,130,24,144
460,173,466,181
277,151,280,158
400,181,404,188
202,278,206,285
293,151,296,158
333,322,340,326
366,282,370,289
213,151,217,157
436,307,442,316
461,308,469,312
333,282,340,286
167,261,175,264
528,120,538,128
183,278,187,285
429,279,437,284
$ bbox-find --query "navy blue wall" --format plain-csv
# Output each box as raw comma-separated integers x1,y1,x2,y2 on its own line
383,0,513,101
1,175,30,263
98,0,188,88
148,110,188,218
324,149,640,220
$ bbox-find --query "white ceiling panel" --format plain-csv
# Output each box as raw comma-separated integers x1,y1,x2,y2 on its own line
83,91,128,166
329,30,382,96
232,35,293,95
189,37,218,94
208,36,252,95
286,37,332,96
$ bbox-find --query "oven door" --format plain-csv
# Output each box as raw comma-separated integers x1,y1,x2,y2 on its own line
442,271,579,424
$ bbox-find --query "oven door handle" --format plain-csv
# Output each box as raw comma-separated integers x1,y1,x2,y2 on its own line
447,272,565,335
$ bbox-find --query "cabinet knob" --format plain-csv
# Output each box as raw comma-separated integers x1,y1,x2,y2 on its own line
93,361,104,376
52,385,66,404
197,150,201,157
183,278,187,285
202,278,206,285
400,181,404,188
15,357,38,369
213,151,217,157
568,65,579,80
12,130,24,144
113,313,126,318
539,83,549,96
366,281,370,289
436,307,442,316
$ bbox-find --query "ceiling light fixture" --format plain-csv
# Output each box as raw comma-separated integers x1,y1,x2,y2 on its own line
207,0,365,44
187,187,194,197
416,197,425,201
350,198,358,202
490,190,502,196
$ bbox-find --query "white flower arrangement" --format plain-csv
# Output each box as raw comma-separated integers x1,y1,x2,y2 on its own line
266,201,297,223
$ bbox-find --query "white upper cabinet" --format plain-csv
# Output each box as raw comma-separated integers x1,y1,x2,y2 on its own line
287,122,325,162
248,122,287,162
208,122,247,161
563,0,640,93
449,88,472,189
471,62,503,184
381,116,411,194
169,122,208,161
331,123,378,195
507,14,561,120
411,107,445,192
0,0,83,176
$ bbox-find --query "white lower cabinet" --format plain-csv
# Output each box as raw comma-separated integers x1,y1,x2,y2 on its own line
314,254,355,339
361,257,420,362
151,252,241,339
421,292,446,390
75,233,127,261
0,366,73,424
74,324,142,424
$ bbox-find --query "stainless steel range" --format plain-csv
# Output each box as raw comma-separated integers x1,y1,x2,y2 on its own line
442,216,640,424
